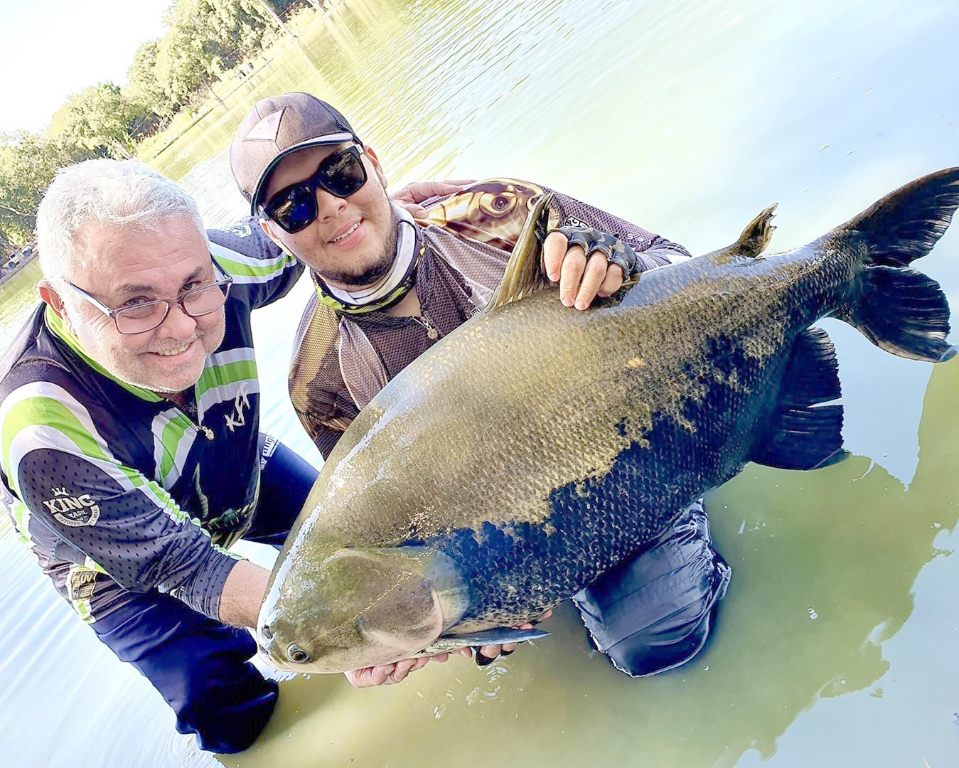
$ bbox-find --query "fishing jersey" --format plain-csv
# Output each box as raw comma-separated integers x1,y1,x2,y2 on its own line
0,220,302,623
287,179,692,458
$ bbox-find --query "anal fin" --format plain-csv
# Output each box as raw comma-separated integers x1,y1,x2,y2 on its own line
751,327,848,470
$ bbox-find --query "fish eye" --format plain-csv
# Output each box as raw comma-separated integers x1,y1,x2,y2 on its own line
288,644,310,663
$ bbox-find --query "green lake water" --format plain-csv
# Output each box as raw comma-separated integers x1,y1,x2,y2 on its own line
2,1,958,766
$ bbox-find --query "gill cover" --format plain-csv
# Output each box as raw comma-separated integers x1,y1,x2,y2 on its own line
302,546,469,672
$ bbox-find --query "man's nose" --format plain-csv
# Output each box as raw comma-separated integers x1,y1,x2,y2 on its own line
315,187,348,220
156,300,198,336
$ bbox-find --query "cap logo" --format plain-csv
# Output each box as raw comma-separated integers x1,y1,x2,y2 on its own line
245,108,285,142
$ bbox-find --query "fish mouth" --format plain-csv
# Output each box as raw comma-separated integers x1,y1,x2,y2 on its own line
255,639,297,673
259,651,296,673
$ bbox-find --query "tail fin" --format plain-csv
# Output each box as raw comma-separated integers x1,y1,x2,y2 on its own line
830,167,959,362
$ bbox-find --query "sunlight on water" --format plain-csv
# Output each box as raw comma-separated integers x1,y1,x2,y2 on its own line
2,1,958,766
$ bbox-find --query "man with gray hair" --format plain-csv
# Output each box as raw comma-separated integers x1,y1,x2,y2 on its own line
0,158,438,753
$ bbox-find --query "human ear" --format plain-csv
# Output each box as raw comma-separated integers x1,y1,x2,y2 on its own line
259,218,297,260
363,146,389,189
38,280,66,318
259,217,285,248
38,280,76,334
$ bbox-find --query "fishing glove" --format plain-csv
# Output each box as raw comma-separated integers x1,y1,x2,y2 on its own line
551,225,640,278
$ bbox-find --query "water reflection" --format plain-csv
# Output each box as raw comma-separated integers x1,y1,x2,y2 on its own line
0,261,42,335
233,362,959,768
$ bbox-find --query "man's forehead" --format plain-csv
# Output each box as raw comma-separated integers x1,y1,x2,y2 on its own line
78,215,206,250
72,218,211,291
266,142,353,195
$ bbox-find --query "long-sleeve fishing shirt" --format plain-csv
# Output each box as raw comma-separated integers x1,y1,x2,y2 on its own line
286,179,692,458
0,221,302,623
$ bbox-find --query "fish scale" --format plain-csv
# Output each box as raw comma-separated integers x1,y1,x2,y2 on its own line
260,169,959,673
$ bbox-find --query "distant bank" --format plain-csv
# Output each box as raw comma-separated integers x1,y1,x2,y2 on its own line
0,246,38,286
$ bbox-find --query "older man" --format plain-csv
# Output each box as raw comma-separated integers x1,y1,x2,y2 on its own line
0,160,459,754
229,92,732,677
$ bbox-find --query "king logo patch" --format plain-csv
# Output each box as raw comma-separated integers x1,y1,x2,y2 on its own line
42,487,100,527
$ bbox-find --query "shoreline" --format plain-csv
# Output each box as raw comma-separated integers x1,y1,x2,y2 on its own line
0,253,38,287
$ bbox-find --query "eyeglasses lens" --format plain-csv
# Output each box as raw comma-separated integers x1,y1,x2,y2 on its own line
115,283,229,334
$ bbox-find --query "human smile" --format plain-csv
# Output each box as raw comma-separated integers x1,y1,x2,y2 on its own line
329,221,361,244
150,338,198,358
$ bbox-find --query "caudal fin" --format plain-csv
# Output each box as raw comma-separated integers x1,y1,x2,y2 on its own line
829,167,959,362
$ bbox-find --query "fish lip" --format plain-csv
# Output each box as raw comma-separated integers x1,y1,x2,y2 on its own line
256,645,296,673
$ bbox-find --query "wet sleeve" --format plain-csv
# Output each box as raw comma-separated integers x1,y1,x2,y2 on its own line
11,447,242,620
208,218,305,310
546,188,692,273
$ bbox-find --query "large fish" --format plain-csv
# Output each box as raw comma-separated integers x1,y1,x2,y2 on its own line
259,169,959,673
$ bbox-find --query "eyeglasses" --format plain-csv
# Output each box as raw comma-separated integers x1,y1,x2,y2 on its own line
64,259,233,335
261,145,368,233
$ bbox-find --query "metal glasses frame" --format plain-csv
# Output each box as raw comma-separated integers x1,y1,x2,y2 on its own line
62,257,233,335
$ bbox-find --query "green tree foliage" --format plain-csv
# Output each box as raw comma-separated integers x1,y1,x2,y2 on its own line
2,0,317,249
48,83,151,160
0,133,95,247
128,41,175,119
205,0,273,65
150,0,271,112
267,0,303,14
0,228,17,257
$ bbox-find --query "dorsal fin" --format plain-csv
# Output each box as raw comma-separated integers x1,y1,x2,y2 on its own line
736,203,778,257
704,203,778,264
488,193,555,309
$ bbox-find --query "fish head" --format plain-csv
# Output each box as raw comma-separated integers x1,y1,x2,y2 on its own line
257,544,468,673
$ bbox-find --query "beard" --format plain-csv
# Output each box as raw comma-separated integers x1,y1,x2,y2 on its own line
322,206,400,288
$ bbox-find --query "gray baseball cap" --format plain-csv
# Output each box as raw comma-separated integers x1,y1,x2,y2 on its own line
230,92,363,214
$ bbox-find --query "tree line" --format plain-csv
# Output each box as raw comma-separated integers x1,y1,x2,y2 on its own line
0,0,315,254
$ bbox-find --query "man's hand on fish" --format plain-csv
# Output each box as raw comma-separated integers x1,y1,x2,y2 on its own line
344,653,452,688
344,610,555,685
543,227,637,310
390,179,476,218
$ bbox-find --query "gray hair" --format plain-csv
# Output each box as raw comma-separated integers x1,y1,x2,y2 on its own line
36,159,207,291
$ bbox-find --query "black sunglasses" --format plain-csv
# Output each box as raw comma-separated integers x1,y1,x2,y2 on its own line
261,145,368,233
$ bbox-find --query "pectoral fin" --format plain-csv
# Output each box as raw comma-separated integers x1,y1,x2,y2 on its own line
750,327,847,470
418,627,551,655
